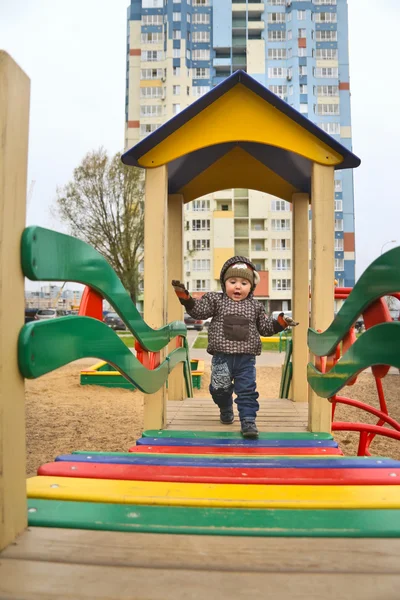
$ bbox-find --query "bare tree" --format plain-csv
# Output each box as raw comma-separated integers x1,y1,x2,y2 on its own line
55,148,144,303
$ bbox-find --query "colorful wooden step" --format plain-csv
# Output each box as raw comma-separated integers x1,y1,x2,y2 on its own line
59,454,398,469
27,476,400,508
38,462,400,486
136,437,339,448
141,430,334,440
27,499,400,538
129,445,342,456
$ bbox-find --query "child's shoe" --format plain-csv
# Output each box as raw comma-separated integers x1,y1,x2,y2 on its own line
241,419,259,439
220,408,235,424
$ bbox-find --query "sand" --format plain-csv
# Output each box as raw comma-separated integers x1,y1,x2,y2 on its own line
25,359,400,476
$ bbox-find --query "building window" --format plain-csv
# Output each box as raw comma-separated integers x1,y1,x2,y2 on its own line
192,13,210,24
192,279,210,291
314,12,337,22
173,85,181,95
316,104,340,115
140,123,160,136
192,239,210,251
319,122,340,135
142,0,163,6
335,219,343,232
272,239,291,251
271,200,290,211
268,67,287,78
300,103,308,113
192,219,210,231
173,49,180,58
299,65,307,76
315,49,338,60
140,104,162,116
141,50,164,62
272,259,291,271
272,219,290,231
141,32,164,44
268,12,286,23
314,67,339,78
298,48,307,57
335,238,344,251
140,86,163,98
173,66,181,76
173,12,181,21
316,85,339,97
314,0,337,4
272,279,291,291
192,259,210,271
335,199,343,211
193,86,210,96
299,84,308,94
268,0,285,4
268,48,287,60
268,85,287,99
193,0,210,5
192,49,210,60
173,103,181,115
335,179,342,192
268,31,286,42
316,30,337,41
297,10,306,20
172,30,181,40
335,258,344,271
141,14,163,25
192,31,210,42
140,68,164,80
193,67,210,78
192,199,210,211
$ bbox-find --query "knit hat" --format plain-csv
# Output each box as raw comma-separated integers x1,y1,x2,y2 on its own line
224,262,257,287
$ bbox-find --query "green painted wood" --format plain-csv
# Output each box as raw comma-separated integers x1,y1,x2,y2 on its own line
18,317,191,395
308,322,400,398
142,430,333,440
21,226,186,352
80,373,136,390
308,246,400,357
27,499,400,537
279,338,292,399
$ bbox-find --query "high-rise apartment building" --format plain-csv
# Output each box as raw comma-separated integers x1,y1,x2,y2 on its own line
125,0,355,311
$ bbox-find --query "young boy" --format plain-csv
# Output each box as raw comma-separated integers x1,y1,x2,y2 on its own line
172,256,298,439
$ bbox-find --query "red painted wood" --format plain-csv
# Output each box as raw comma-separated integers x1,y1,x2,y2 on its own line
362,298,391,379
37,462,400,485
78,286,103,320
128,445,343,456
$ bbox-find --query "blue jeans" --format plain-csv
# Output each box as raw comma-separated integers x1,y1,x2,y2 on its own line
209,353,259,422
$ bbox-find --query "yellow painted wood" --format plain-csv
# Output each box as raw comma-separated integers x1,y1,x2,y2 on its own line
0,52,30,552
309,164,335,432
292,193,310,403
180,146,298,203
213,248,235,279
138,84,344,169
143,165,168,428
167,194,186,401
26,477,400,509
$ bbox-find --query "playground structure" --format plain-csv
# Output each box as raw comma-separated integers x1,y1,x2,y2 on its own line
2,52,400,597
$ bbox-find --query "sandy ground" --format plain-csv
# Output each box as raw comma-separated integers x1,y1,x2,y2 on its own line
25,359,400,477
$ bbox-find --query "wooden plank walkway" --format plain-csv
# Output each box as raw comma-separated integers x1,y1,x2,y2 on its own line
167,397,308,432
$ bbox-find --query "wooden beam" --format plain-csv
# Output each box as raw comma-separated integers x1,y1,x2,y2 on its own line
0,52,30,551
143,166,168,429
291,193,310,403
167,194,186,401
308,163,335,432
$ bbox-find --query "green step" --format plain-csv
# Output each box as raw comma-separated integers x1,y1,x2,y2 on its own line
142,430,333,440
27,499,400,537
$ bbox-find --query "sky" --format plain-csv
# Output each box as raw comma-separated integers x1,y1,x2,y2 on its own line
1,0,400,289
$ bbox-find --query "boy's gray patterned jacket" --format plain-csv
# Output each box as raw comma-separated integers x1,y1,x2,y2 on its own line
184,256,284,356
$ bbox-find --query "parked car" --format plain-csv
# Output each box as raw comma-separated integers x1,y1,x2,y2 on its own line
184,313,204,331
34,308,58,321
103,312,127,331
24,308,38,324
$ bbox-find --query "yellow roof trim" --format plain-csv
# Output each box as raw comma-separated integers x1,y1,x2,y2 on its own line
138,84,343,169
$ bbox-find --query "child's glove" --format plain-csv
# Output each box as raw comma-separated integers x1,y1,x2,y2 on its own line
172,280,191,305
277,312,299,329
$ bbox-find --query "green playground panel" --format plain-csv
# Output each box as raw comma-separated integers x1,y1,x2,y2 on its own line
141,430,333,440
27,499,400,537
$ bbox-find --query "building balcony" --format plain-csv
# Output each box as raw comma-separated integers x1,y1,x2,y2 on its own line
248,21,264,31
232,19,246,31
213,58,232,68
232,3,265,16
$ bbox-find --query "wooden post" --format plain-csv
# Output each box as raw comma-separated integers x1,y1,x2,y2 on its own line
0,52,30,551
167,194,186,401
291,193,310,403
143,165,168,429
308,163,335,432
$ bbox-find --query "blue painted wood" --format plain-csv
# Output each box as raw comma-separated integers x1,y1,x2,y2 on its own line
55,453,400,469
136,437,339,448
